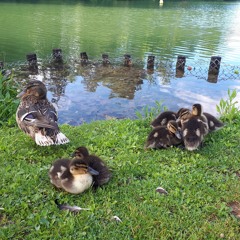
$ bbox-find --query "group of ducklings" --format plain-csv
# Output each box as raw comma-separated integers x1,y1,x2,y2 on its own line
145,103,224,151
15,80,224,194
16,80,111,194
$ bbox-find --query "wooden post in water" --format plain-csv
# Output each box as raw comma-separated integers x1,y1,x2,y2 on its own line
147,55,155,69
26,53,38,72
124,54,132,67
175,55,186,78
0,61,3,69
207,56,221,83
52,48,63,63
102,54,110,65
80,52,89,65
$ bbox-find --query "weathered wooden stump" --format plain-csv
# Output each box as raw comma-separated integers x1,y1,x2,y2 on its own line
208,56,221,74
80,52,89,65
176,55,186,71
207,56,221,83
175,55,186,78
52,48,63,62
26,53,37,65
26,53,38,72
0,61,3,69
147,55,155,69
124,54,132,67
102,54,110,65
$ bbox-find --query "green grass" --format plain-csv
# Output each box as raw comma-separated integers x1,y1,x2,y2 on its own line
0,72,19,127
0,116,239,239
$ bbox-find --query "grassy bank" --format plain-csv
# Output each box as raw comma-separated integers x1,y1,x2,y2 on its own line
0,115,239,239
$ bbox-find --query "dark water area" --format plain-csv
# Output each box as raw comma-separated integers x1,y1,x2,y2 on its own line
1,0,240,124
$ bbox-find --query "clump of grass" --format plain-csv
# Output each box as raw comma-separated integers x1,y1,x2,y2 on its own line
0,72,19,126
216,89,240,124
136,100,167,121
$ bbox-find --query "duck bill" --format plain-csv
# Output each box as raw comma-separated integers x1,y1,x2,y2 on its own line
88,166,99,175
175,131,182,139
16,89,26,98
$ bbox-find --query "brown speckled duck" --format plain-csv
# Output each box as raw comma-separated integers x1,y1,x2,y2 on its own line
151,110,177,128
49,158,99,194
145,120,182,149
16,80,69,146
71,146,112,187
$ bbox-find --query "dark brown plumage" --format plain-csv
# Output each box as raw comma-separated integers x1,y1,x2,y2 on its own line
151,111,177,128
16,80,69,146
72,146,112,187
145,120,182,149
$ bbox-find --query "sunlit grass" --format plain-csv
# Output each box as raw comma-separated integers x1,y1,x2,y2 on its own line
0,114,239,239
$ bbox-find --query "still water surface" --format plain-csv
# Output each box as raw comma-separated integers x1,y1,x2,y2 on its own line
0,0,240,124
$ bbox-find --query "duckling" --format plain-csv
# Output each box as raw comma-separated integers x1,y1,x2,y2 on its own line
176,108,191,123
181,117,207,151
191,103,209,134
16,80,69,146
49,158,99,194
181,104,209,151
145,120,182,149
203,112,224,132
150,111,177,128
71,146,112,187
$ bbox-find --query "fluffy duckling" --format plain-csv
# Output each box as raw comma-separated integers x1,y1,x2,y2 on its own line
71,146,112,187
151,111,177,128
16,80,69,146
176,108,191,125
49,158,99,194
181,104,209,151
181,117,207,151
145,120,182,149
203,112,224,132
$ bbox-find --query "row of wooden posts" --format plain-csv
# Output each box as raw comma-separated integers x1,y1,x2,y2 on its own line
0,48,222,82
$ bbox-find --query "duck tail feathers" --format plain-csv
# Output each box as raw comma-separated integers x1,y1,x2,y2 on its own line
35,133,55,146
55,132,70,145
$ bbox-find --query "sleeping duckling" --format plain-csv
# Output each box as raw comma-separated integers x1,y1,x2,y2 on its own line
49,158,99,194
16,80,69,146
151,111,177,128
71,146,112,187
145,120,182,149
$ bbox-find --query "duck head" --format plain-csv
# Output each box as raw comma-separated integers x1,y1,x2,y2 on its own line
17,80,47,99
192,103,203,116
71,146,89,159
182,118,205,151
167,120,182,139
69,159,99,176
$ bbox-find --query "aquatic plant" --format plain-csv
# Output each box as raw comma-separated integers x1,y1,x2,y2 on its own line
0,71,19,126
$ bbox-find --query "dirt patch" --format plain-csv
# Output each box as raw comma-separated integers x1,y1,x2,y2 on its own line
227,201,240,219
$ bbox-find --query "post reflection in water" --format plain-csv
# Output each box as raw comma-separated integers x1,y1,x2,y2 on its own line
14,57,240,126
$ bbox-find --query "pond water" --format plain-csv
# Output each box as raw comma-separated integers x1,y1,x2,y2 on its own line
0,0,240,124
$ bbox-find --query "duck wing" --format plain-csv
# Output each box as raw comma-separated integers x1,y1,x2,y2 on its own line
17,100,58,129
